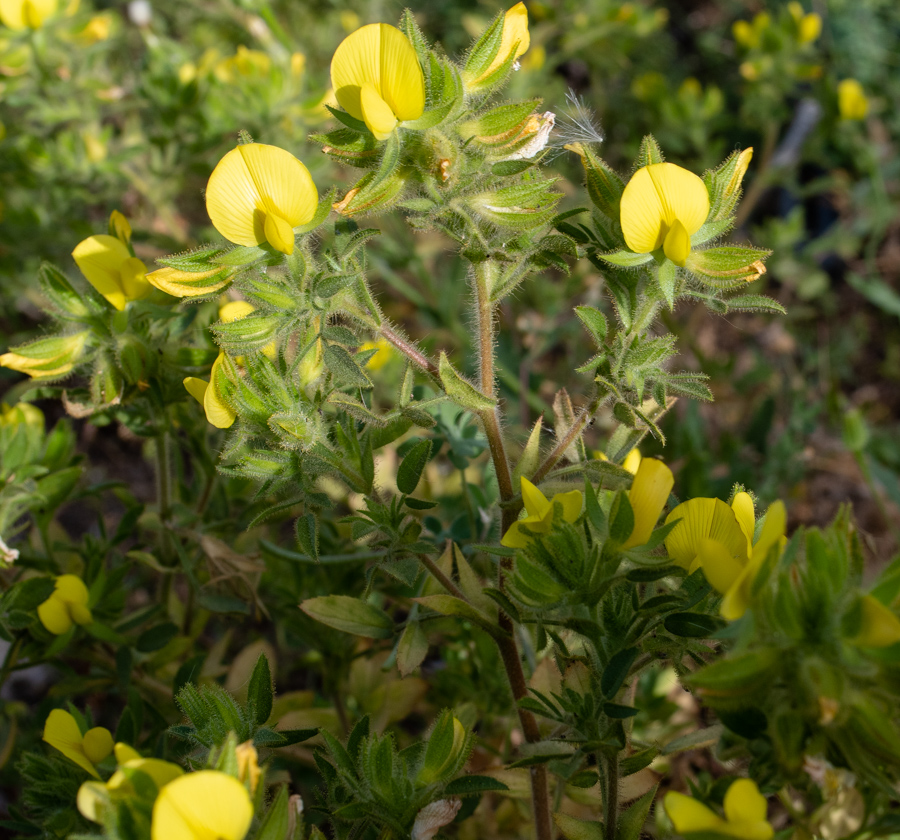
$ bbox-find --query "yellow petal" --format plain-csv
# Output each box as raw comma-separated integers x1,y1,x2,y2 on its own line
82,727,114,764
237,143,317,229
623,459,674,549
520,477,551,519
77,781,108,823
24,0,54,27
0,0,28,29
114,743,142,764
109,757,184,792
850,595,900,648
731,492,755,554
482,3,531,79
665,498,747,570
721,565,755,621
838,79,868,121
331,24,424,125
377,24,425,121
147,266,232,298
646,163,710,237
219,300,255,323
664,791,725,835
698,538,745,596
622,449,642,475
500,521,529,548
620,166,666,254
38,594,73,634
151,770,253,840
205,144,317,248
119,257,151,302
43,709,100,778
183,376,210,406
724,779,768,824
72,234,130,311
360,81,398,140
56,574,90,607
69,602,92,625
663,217,691,266
553,489,583,523
263,210,295,255
204,354,236,429
109,210,131,244
752,501,785,561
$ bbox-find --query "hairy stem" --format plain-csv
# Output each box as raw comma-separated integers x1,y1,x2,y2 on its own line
379,323,440,380
531,390,605,487
471,261,551,840
602,752,620,840
418,551,469,602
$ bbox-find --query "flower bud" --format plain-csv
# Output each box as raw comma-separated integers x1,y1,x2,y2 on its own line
235,741,261,795
108,210,132,244
0,332,89,379
464,3,530,91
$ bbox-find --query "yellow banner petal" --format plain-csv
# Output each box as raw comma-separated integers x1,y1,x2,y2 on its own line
332,24,384,120
620,167,666,254
43,709,100,778
206,147,267,247
723,779,768,825
151,770,253,840
521,477,551,519
72,235,130,311
663,791,725,835
55,574,90,607
236,143,318,229
623,458,673,548
377,24,425,121
646,163,710,236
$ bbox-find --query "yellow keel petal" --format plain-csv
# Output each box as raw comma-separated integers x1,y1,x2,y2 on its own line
663,218,691,266
263,211,295,254
360,82,398,140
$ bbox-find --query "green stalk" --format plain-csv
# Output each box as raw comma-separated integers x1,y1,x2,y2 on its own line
472,259,553,840
602,752,620,840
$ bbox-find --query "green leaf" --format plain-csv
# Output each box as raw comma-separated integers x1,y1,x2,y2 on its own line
619,746,658,776
300,596,394,639
295,513,319,562
664,612,724,638
481,587,522,624
397,439,433,494
661,724,724,756
324,344,372,388
601,647,638,698
687,649,778,696
658,260,677,309
413,595,496,631
247,654,273,726
438,352,496,411
397,621,429,677
136,622,178,653
575,306,608,345
443,775,509,796
256,786,289,840
604,702,638,718
608,493,635,545
405,497,438,510
725,294,786,315
595,250,652,268
618,784,658,840
554,813,603,840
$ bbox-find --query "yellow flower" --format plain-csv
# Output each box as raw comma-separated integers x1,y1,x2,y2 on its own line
622,458,674,549
330,24,425,140
78,11,111,43
215,46,271,83
789,3,821,44
184,353,236,429
219,300,276,360
43,709,112,779
146,266,232,298
501,477,582,548
38,574,93,634
620,163,710,267
78,743,184,822
665,492,786,620
151,770,253,840
109,210,131,244
0,0,56,29
732,20,756,48
469,3,530,85
848,594,900,648
72,235,151,311
664,778,773,840
359,338,392,371
594,448,641,475
837,79,868,121
0,332,89,379
205,143,318,255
